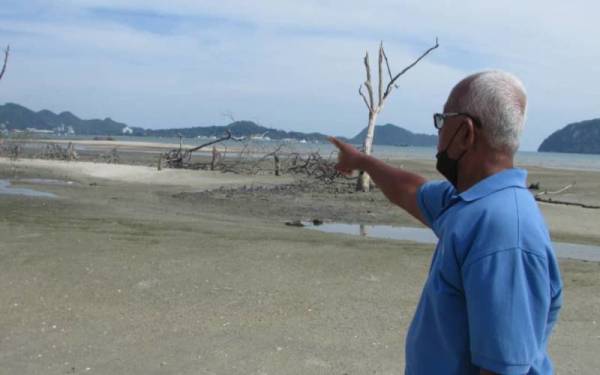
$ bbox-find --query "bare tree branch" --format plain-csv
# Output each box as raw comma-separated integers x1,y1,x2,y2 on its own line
355,38,439,192
383,37,439,100
222,110,235,123
377,41,384,107
381,47,398,89
187,130,244,153
358,85,372,112
162,130,245,169
363,51,374,111
0,45,9,81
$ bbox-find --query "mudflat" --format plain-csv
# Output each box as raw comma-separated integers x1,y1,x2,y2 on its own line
0,149,598,374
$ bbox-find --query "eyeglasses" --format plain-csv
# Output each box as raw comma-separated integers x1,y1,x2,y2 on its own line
433,112,482,130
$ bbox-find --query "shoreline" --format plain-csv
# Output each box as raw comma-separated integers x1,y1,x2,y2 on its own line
4,137,600,171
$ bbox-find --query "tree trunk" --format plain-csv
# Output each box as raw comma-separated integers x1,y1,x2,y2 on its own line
211,146,219,171
274,154,280,176
357,110,379,191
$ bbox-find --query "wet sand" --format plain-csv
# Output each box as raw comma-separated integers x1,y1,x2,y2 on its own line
0,148,599,374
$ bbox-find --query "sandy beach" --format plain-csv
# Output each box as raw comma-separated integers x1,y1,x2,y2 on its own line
0,142,599,374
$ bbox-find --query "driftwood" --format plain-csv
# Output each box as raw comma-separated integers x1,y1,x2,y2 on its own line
163,130,244,169
285,151,341,182
101,147,120,164
158,136,346,182
535,197,600,209
246,144,285,175
534,183,574,197
37,142,79,161
1,142,21,160
532,182,599,209
221,143,252,173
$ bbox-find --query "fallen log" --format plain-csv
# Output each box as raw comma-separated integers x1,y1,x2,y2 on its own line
535,196,600,209
535,183,574,197
163,130,244,169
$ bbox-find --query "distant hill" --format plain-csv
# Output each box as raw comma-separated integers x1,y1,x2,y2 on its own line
0,103,438,146
145,121,335,142
348,124,437,147
0,103,145,136
538,119,600,154
0,103,340,142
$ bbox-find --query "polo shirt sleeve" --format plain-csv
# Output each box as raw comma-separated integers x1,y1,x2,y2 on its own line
462,248,551,374
416,180,454,235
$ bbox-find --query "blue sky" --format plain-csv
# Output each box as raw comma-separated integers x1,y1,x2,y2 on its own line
1,1,599,151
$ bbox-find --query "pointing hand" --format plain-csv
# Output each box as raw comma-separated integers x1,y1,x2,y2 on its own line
328,137,364,176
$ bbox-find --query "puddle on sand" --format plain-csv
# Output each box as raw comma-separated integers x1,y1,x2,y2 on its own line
304,222,600,262
304,223,438,244
0,179,57,198
15,178,79,186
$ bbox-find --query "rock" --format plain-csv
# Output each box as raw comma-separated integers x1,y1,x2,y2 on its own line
285,220,304,227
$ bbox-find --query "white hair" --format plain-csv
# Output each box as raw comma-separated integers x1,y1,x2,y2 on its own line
455,70,527,154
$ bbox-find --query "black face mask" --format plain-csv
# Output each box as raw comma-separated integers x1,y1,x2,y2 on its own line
436,123,467,187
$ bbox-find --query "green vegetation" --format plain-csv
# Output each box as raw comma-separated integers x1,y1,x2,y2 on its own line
538,119,600,154
0,103,144,136
0,102,438,146
348,124,437,147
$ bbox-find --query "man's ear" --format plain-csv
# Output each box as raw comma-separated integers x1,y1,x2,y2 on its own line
459,120,476,149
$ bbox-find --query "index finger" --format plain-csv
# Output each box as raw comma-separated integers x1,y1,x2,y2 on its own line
328,136,345,150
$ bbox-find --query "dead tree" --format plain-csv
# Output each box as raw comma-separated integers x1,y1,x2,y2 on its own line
66,142,78,160
210,146,222,170
274,154,280,176
285,151,341,182
2,143,20,160
105,147,119,164
163,130,243,169
38,142,79,160
0,45,9,143
356,39,439,191
222,111,236,123
0,45,8,81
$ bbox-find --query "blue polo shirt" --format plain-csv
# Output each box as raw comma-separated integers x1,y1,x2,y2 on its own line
406,168,563,374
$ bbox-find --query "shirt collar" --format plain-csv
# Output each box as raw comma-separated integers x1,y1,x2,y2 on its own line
457,168,528,202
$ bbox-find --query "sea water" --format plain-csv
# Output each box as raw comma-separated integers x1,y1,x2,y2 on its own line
115,137,600,171
34,135,600,171
0,179,56,198
303,223,600,262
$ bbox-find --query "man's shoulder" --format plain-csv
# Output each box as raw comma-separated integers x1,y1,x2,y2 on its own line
419,180,455,200
467,184,541,221
451,186,551,261
417,180,456,231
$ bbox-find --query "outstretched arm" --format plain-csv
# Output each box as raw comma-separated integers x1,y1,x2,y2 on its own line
329,137,428,226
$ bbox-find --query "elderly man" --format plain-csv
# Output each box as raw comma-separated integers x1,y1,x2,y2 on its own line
330,71,563,374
